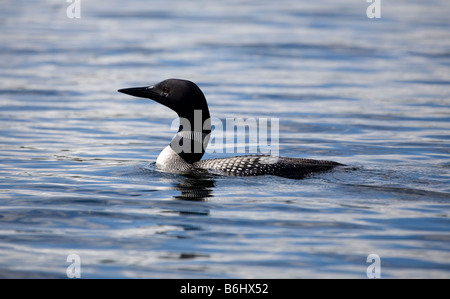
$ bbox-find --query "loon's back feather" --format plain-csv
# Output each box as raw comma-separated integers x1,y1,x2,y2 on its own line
195,155,343,178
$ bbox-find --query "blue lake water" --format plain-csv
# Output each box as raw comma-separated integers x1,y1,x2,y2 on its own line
0,0,449,278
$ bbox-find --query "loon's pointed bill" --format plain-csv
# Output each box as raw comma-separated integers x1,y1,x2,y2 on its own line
118,78,344,179
118,86,165,104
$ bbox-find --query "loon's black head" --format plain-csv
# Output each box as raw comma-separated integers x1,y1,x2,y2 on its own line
118,79,211,164
118,79,209,120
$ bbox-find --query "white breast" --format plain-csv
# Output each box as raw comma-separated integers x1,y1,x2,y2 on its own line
156,145,193,172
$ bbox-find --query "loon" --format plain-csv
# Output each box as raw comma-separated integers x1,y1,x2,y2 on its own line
118,79,343,179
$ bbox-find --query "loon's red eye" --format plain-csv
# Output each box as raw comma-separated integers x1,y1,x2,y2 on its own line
163,87,170,93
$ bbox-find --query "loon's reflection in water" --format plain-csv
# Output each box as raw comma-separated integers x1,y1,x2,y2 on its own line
172,173,216,201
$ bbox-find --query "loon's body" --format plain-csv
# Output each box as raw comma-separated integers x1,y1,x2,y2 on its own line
118,79,343,179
